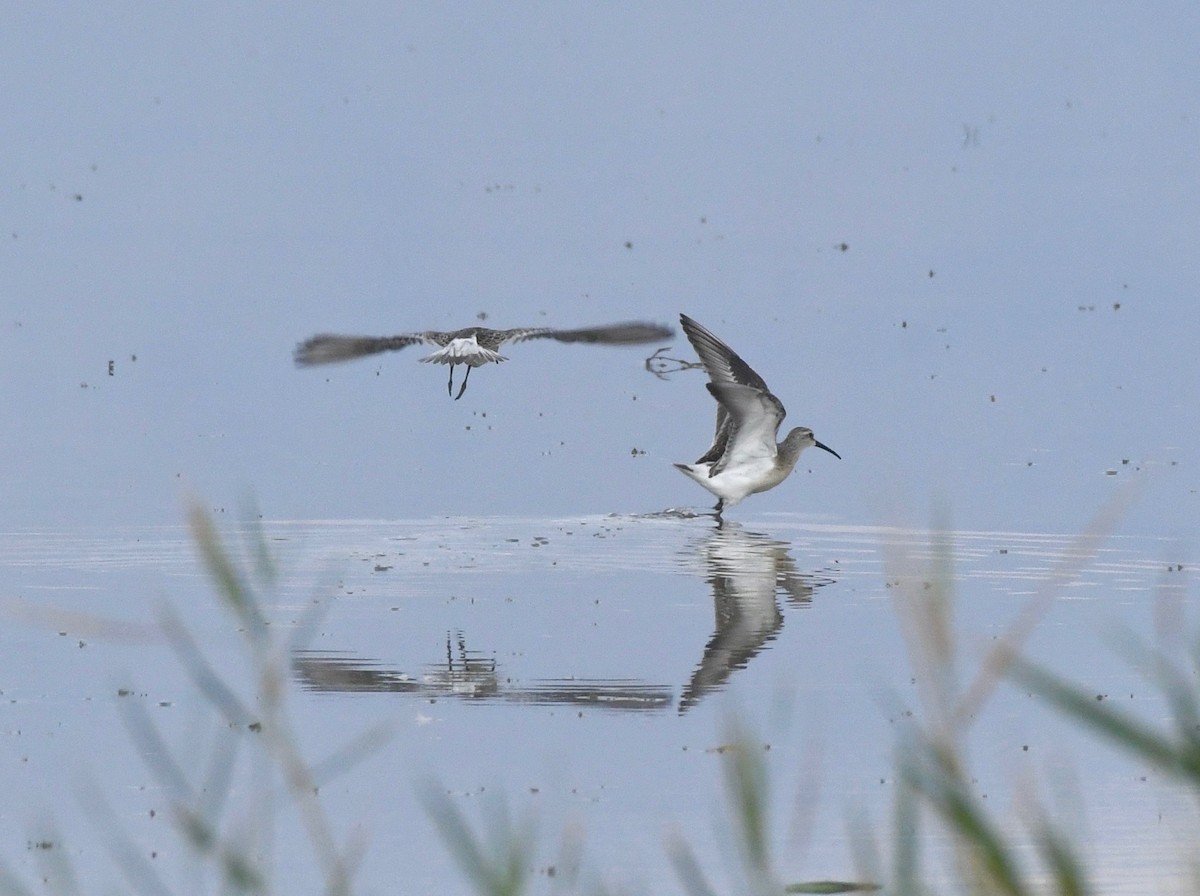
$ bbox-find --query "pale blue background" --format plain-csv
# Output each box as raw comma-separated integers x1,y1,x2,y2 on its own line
4,4,1197,534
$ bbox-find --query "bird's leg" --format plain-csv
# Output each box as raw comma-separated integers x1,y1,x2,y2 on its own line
713,500,725,525
446,365,456,397
454,366,472,400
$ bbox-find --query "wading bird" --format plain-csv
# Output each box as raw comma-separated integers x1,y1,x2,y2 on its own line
674,314,840,519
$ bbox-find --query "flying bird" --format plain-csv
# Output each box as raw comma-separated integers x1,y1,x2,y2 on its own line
294,320,673,399
674,314,840,519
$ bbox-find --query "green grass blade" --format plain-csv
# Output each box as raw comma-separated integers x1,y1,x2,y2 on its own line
1032,819,1088,896
419,783,532,896
187,502,267,638
901,745,1027,896
1009,657,1189,775
785,881,881,893
666,834,721,896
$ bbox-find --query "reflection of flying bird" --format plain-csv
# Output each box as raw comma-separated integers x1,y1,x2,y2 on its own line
680,524,828,713
294,320,674,399
674,314,840,518
291,632,673,711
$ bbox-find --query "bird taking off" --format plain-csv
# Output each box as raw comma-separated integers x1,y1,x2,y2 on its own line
294,320,674,399
673,314,840,520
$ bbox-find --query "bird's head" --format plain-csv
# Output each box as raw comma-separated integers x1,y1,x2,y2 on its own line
783,427,841,461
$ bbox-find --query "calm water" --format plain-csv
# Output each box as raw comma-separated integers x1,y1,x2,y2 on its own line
1,514,1193,893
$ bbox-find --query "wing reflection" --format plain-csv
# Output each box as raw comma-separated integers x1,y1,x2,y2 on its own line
292,631,672,711
680,523,834,713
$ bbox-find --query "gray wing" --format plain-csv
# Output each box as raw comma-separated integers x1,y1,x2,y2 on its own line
504,321,674,347
695,408,732,466
293,333,431,366
706,382,787,475
681,315,774,463
679,314,771,392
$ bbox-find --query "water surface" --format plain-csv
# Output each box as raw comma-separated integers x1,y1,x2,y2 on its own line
1,514,1193,892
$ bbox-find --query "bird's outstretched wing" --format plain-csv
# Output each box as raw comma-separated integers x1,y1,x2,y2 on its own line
293,333,429,366
680,315,776,466
679,315,771,392
506,321,674,347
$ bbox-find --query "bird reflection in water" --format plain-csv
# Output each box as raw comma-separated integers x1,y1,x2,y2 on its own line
679,522,834,713
292,630,673,711
291,630,497,697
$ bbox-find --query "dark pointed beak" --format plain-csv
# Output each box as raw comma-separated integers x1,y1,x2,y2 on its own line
814,439,841,460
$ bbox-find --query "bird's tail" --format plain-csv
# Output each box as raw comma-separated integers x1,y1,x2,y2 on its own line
419,344,507,365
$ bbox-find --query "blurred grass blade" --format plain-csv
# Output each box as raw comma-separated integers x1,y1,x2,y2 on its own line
308,718,396,789
785,881,881,893
196,724,241,831
76,777,174,896
419,782,532,896
723,735,771,875
665,833,721,896
1009,656,1195,778
158,601,256,727
116,692,196,803
901,744,1026,896
954,478,1142,727
1032,818,1088,896
548,821,585,894
27,824,80,896
420,785,490,889
890,766,920,896
187,501,267,637
239,498,278,588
